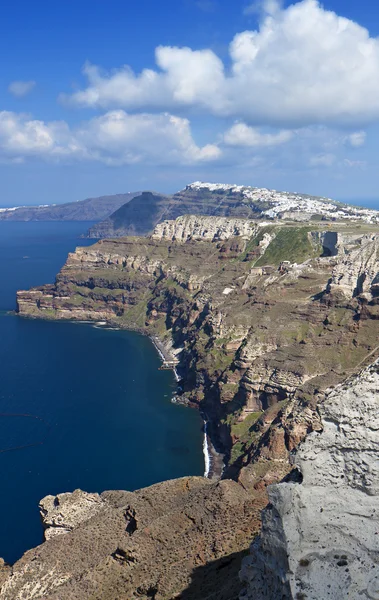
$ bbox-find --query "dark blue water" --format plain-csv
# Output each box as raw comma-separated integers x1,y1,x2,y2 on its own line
0,222,204,564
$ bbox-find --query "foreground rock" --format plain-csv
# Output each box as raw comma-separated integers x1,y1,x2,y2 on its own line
240,359,379,600
0,477,265,600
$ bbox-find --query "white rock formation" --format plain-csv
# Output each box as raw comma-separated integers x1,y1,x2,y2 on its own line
328,234,379,300
240,360,379,599
39,489,106,539
152,214,258,242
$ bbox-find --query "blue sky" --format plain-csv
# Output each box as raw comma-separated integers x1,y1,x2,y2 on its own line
1,0,379,206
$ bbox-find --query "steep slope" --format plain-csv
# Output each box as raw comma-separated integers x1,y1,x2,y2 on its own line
17,216,379,485
240,359,379,600
0,192,140,222
87,181,379,238
12,215,379,599
87,192,171,237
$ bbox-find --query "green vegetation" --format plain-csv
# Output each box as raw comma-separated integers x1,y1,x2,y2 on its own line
230,412,263,439
255,227,319,266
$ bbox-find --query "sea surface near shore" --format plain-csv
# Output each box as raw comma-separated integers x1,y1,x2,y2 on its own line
0,222,204,564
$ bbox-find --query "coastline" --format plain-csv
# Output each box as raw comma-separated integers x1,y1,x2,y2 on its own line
202,419,225,480
18,311,225,480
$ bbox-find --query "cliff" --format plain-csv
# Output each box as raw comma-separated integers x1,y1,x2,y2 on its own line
240,359,379,600
86,181,379,239
87,192,171,238
0,192,141,222
11,214,379,598
17,216,379,485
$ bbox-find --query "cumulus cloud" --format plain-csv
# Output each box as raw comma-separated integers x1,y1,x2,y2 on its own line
0,110,221,165
62,0,379,128
224,122,292,147
8,80,36,98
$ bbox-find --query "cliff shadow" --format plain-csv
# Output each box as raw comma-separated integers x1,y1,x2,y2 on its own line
175,549,247,600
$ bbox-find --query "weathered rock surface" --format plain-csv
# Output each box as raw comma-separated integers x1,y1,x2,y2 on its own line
39,489,106,540
328,233,379,302
152,215,258,242
240,359,379,600
0,477,266,600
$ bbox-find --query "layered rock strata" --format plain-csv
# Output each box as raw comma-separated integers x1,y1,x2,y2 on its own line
11,216,379,599
240,359,379,600
16,219,379,486
152,215,258,242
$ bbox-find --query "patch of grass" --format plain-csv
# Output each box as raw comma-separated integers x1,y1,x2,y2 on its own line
255,227,319,266
230,411,263,439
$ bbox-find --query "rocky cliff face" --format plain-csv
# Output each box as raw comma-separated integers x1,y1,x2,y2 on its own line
11,215,379,598
152,215,258,243
327,233,379,302
17,218,379,487
240,358,379,600
87,192,171,238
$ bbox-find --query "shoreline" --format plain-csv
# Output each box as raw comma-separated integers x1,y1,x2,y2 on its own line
17,312,225,480
202,418,225,480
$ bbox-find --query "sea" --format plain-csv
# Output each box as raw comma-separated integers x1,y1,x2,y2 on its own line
0,222,204,564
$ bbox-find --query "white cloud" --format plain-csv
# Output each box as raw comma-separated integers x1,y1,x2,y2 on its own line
8,80,36,98
0,110,221,166
309,153,336,167
224,122,292,146
346,131,366,147
62,0,379,128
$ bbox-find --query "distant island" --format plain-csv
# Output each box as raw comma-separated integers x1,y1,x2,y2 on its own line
0,191,141,222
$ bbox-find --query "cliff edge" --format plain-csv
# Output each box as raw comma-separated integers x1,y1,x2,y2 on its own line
240,359,379,600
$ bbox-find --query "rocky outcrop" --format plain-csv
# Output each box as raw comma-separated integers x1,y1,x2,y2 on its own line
0,477,266,600
327,234,379,302
240,359,379,600
39,489,106,540
152,215,258,242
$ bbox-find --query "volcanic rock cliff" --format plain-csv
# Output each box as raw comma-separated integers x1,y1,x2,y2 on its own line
17,217,379,483
240,358,379,600
12,215,379,598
